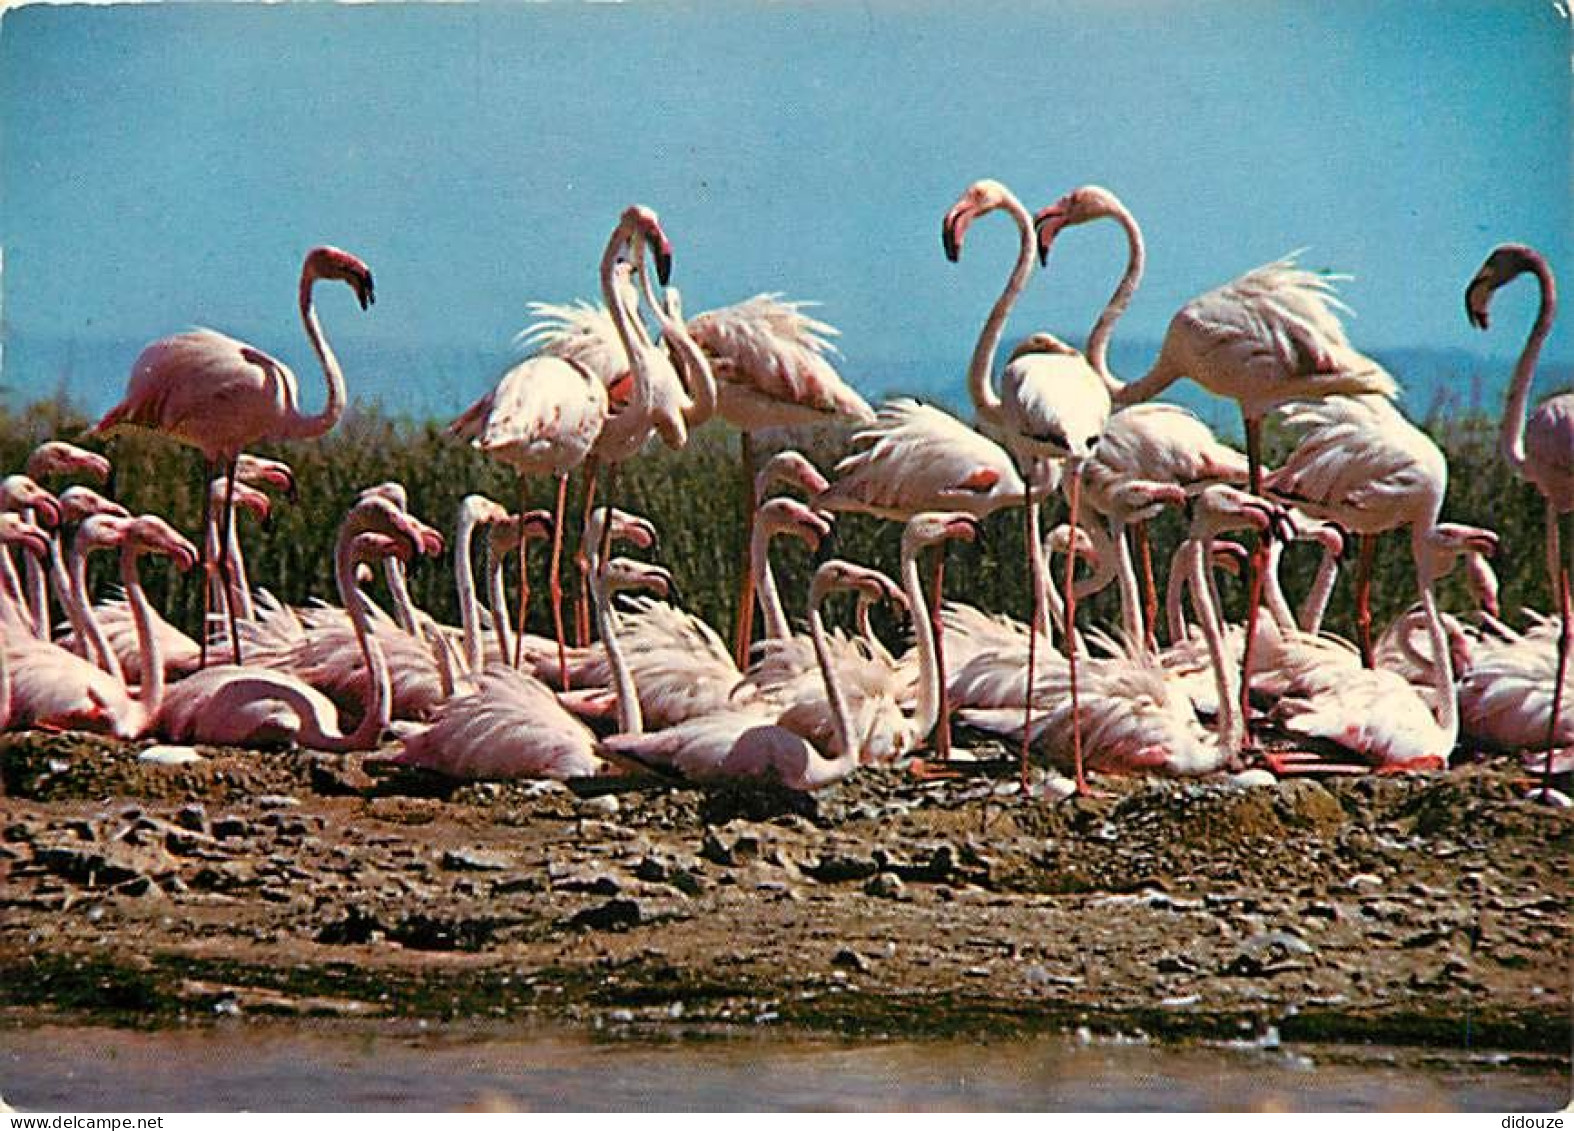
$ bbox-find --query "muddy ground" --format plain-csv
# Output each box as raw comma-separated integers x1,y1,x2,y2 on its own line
1,731,1569,1067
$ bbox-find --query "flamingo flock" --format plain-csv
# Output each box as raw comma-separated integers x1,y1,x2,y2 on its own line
0,190,1566,805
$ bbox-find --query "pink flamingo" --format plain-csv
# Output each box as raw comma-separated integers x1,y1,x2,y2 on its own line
2,514,192,738
816,397,1025,764
603,514,975,791
1035,190,1397,735
944,177,1111,792
90,245,374,666
1466,243,1570,795
0,515,62,728
21,441,110,641
154,498,426,750
391,518,671,781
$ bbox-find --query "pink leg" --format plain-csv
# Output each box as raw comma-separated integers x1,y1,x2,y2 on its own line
574,462,600,648
1237,416,1267,745
1135,519,1159,652
1545,541,1571,799
1021,471,1038,791
1064,468,1086,795
541,474,569,686
216,456,244,666
733,432,758,671
197,456,216,669
931,548,952,761
1355,534,1377,669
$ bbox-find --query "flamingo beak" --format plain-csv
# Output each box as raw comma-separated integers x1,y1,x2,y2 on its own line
626,519,657,551
1468,531,1500,557
946,516,981,542
941,203,972,263
1464,275,1491,330
32,494,61,529
653,238,673,287
354,267,376,310
1033,206,1069,267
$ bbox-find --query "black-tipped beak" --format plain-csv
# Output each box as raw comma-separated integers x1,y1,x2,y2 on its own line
654,246,673,287
357,271,376,310
1032,210,1065,267
1464,280,1489,330
941,216,960,263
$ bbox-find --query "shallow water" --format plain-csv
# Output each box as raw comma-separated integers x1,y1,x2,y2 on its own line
0,1022,1567,1112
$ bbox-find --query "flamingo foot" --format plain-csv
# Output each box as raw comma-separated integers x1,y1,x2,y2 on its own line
906,758,960,781
1375,755,1446,775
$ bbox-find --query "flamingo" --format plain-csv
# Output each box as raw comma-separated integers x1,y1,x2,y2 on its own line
603,514,976,791
154,498,428,750
816,397,1024,763
390,555,671,781
1458,619,1573,763
1264,394,1447,667
62,478,270,683
0,476,62,634
562,497,830,728
2,513,192,738
957,487,1277,778
1035,192,1397,736
1465,242,1570,795
674,292,873,666
1260,522,1497,773
90,245,374,666
0,515,68,729
943,177,1111,792
20,441,110,641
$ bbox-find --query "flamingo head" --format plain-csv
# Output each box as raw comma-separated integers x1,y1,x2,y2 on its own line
604,557,676,602
236,454,297,502
0,514,51,560
759,497,833,551
518,508,555,543
1464,244,1536,331
0,475,61,528
621,205,672,285
126,515,199,573
57,486,130,525
608,507,658,551
904,511,981,555
941,178,1013,262
1189,484,1280,539
209,479,273,525
756,450,830,499
356,481,409,510
1033,184,1124,266
1044,522,1098,563
74,514,134,559
25,441,111,485
349,531,414,569
305,246,375,310
344,495,440,559
459,494,512,531
810,559,906,612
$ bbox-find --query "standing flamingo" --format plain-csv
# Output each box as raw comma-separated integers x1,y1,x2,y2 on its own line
815,397,1025,763
943,177,1110,792
90,245,374,665
1465,243,1570,796
0,477,62,635
1034,189,1397,732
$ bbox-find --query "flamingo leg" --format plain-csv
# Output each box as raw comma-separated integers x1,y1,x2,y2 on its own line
733,431,759,670
931,546,952,762
1355,533,1377,668
196,455,216,669
596,463,620,583
574,460,600,647
541,474,570,687
215,455,244,666
1135,519,1159,651
1237,415,1267,745
1064,466,1086,795
1545,503,1571,798
1021,465,1039,791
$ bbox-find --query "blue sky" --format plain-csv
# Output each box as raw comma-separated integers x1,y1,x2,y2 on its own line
1,0,1568,420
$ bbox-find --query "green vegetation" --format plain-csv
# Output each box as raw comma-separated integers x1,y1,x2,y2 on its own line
0,397,1556,648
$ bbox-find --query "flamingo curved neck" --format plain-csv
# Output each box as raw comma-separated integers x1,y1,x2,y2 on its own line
1261,538,1300,636
24,517,48,640
1186,534,1242,754
225,518,256,622
1086,200,1146,393
900,538,942,740
965,193,1036,426
590,567,643,736
1499,252,1558,474
118,544,165,725
1299,544,1341,634
806,595,857,764
66,542,123,681
284,269,349,441
1414,543,1460,744
638,267,716,427
454,509,485,673
485,540,515,667
334,540,393,750
750,524,793,641
599,232,656,450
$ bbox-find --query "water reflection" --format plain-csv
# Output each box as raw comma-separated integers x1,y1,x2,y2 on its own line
0,1023,1565,1112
